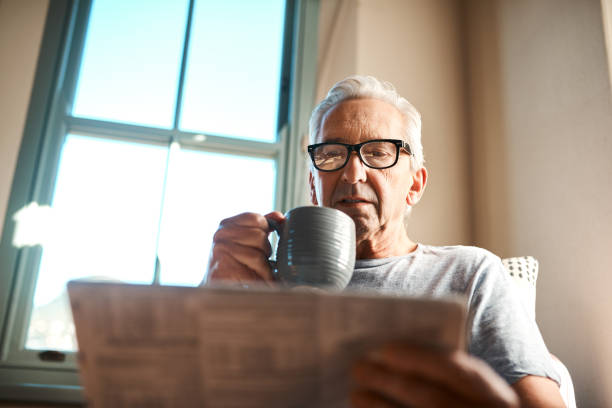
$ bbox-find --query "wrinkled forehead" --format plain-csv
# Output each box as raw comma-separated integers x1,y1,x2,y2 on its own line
318,98,406,143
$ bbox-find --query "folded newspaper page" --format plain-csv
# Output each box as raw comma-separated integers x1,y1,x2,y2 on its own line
68,282,466,408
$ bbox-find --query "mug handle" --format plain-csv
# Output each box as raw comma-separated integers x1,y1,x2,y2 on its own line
266,216,282,235
265,216,283,275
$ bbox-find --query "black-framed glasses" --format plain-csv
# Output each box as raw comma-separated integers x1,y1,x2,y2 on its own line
307,139,412,172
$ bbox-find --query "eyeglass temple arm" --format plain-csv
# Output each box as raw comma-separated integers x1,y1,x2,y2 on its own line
401,141,412,155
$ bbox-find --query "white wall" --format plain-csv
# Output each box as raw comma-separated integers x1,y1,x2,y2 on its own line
316,0,357,100
0,0,48,241
466,0,612,406
603,0,612,90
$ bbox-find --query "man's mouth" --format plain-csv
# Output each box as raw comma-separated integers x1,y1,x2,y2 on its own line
337,197,370,205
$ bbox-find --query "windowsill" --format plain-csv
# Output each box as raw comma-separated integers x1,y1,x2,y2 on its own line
0,367,84,406
0,384,83,406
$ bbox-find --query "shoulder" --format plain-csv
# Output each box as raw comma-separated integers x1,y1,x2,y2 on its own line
420,244,496,257
419,244,502,269
417,245,512,294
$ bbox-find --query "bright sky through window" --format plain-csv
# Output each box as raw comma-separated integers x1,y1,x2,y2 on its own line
180,0,286,141
23,0,286,351
26,135,275,350
72,0,189,127
72,0,286,141
31,135,167,308
157,144,276,286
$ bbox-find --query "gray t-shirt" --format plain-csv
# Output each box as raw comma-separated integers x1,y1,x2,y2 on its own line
347,244,560,385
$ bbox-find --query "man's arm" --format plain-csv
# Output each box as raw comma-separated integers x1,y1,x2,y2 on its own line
513,375,565,408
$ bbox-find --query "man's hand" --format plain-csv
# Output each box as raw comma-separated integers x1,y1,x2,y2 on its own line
204,211,285,286
351,343,520,408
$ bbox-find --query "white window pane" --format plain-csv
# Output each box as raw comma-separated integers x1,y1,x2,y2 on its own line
157,144,276,286
25,134,168,351
72,0,189,128
180,0,286,142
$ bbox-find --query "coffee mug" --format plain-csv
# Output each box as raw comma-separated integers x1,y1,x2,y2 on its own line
267,206,356,290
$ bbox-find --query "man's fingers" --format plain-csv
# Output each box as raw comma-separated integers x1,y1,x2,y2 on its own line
210,241,274,282
368,345,471,391
350,389,400,408
264,211,285,225
204,211,285,287
365,344,518,406
213,225,272,256
206,250,265,285
220,211,282,231
352,360,471,408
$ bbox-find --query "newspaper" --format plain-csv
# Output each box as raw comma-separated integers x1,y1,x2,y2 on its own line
67,281,466,408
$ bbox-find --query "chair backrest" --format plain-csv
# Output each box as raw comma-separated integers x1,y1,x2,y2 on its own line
501,256,538,320
501,256,576,408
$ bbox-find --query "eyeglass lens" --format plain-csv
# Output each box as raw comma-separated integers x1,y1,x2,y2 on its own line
312,141,398,171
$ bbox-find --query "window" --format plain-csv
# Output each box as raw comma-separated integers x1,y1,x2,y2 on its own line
0,0,319,403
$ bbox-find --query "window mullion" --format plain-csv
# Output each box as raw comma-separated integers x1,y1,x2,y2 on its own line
152,141,174,286
176,132,282,158
66,116,174,145
66,116,283,158
172,0,196,132
153,0,194,285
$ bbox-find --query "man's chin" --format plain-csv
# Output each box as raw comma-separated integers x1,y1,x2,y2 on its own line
333,202,375,214
354,221,373,239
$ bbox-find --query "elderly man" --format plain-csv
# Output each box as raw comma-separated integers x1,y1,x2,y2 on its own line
205,76,565,407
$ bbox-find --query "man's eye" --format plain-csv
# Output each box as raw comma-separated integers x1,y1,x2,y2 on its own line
320,149,344,158
364,149,391,157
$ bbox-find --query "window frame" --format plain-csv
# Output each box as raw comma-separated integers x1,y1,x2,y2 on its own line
0,0,320,403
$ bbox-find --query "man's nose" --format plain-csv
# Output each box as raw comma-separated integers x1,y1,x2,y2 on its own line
340,152,367,184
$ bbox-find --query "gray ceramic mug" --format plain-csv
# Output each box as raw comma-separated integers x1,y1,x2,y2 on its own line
268,206,356,290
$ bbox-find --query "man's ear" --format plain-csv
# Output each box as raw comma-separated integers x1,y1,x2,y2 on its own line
308,171,318,205
406,167,428,206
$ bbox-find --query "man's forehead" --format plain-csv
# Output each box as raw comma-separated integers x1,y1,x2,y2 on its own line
318,98,405,142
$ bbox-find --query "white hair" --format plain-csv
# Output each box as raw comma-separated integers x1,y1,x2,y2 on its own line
309,75,425,171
